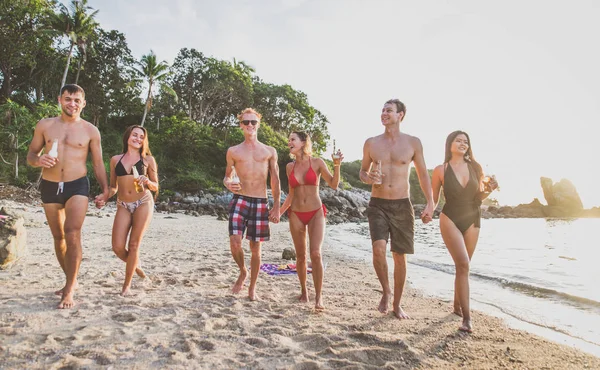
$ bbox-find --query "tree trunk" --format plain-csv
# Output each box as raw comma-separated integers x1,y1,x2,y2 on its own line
140,101,149,127
75,56,83,84
140,82,153,127
60,42,75,91
14,133,18,179
156,117,160,131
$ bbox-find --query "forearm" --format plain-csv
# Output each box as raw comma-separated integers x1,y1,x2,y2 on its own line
280,194,292,215
27,152,40,167
330,165,341,190
93,164,109,193
359,170,371,184
108,186,118,199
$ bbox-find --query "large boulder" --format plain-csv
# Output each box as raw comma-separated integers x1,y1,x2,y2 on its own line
512,198,546,218
0,208,27,270
540,177,584,212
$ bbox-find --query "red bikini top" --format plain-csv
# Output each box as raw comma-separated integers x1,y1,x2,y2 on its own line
289,158,318,188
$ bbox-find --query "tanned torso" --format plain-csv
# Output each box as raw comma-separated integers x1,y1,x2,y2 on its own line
229,142,273,199
38,117,96,183
366,133,417,200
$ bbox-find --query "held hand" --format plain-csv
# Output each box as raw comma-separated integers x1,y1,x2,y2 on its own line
269,207,280,224
137,175,150,185
39,154,58,169
94,193,107,209
420,203,434,224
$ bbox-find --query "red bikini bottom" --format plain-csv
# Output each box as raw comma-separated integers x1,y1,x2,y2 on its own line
291,204,327,226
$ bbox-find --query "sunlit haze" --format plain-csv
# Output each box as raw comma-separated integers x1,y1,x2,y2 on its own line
85,0,600,207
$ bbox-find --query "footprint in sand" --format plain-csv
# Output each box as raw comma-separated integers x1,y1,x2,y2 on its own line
293,333,332,351
111,313,137,323
244,337,270,348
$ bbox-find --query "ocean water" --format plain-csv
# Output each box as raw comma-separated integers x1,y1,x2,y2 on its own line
325,218,600,357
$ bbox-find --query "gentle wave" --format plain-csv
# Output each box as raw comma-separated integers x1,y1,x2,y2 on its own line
409,258,600,313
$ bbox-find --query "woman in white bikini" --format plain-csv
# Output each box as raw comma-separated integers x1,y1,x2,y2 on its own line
107,125,158,296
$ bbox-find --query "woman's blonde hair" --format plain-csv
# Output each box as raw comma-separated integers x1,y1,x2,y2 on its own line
290,131,312,159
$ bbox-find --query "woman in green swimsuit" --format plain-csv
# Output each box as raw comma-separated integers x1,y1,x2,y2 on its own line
431,130,498,333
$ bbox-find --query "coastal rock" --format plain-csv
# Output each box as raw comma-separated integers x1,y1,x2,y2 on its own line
282,247,296,260
0,208,27,270
511,198,546,218
540,177,584,211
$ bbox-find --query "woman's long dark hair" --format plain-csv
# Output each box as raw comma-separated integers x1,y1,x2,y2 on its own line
444,130,483,182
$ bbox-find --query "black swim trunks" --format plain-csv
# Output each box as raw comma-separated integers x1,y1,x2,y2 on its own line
40,176,90,205
366,197,415,254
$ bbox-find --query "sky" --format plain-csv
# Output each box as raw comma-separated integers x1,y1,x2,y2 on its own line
84,0,600,207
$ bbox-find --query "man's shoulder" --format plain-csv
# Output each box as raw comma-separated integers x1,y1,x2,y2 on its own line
400,132,422,146
36,117,58,128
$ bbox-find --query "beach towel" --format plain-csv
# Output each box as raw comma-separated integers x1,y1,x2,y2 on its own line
259,263,312,276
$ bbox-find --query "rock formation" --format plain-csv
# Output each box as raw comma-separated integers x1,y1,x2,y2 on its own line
0,207,27,269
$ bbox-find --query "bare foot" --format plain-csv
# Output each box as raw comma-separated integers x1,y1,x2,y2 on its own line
232,269,247,294
378,292,391,314
121,287,134,297
135,267,146,279
55,281,79,296
453,302,462,317
314,295,324,311
458,319,473,333
248,288,259,301
393,306,410,319
57,292,75,309
299,290,309,303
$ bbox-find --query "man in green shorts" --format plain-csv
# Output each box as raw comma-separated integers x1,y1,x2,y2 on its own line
359,99,434,319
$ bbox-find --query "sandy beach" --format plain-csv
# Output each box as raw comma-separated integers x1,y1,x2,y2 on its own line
1,199,599,369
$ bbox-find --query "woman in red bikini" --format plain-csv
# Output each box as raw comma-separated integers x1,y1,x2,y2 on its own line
280,131,343,310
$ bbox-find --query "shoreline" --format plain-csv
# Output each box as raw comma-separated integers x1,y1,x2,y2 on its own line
1,201,599,369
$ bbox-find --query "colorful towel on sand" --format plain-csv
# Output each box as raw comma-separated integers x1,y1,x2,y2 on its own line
259,263,312,276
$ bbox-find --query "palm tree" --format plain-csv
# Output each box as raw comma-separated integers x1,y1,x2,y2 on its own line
48,0,98,90
132,50,176,127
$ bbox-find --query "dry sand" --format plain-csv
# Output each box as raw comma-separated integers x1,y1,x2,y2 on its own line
1,199,599,369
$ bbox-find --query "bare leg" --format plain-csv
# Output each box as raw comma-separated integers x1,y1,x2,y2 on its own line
112,206,146,279
58,196,88,309
307,209,326,310
230,234,247,294
372,239,391,314
43,204,71,295
440,213,477,332
289,213,308,302
392,252,410,319
248,241,261,301
121,200,153,296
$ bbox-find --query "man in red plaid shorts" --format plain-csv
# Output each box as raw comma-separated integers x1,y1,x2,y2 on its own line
224,108,281,301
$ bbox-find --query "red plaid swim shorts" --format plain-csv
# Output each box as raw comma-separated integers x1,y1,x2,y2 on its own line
228,194,270,242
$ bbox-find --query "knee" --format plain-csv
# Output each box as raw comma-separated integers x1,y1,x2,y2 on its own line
455,259,470,275
52,233,65,244
372,247,386,260
112,243,124,253
230,237,242,250
309,250,321,262
64,227,80,242
128,240,141,253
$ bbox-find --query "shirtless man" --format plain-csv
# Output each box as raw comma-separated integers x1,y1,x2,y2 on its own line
27,84,109,309
224,108,281,301
360,99,434,319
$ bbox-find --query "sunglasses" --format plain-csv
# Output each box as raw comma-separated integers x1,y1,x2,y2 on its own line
242,120,258,126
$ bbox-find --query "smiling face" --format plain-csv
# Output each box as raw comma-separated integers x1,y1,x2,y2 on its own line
288,133,304,157
380,103,404,126
451,134,469,156
239,113,260,135
128,128,145,150
58,91,86,118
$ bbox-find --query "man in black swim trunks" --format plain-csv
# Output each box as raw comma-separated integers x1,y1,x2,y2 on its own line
27,84,109,309
359,99,434,319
